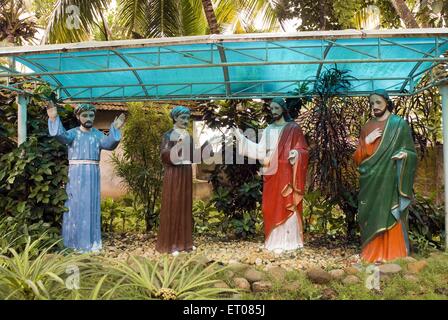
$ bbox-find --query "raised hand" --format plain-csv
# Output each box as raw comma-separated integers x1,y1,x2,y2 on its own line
46,101,58,121
365,128,382,145
113,113,126,129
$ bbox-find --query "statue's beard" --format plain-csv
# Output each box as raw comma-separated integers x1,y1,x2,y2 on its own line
373,107,387,118
81,121,93,128
272,113,283,121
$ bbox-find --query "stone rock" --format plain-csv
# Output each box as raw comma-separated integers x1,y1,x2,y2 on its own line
378,263,402,275
403,274,419,283
224,270,235,279
344,266,360,275
233,277,251,291
329,269,345,280
214,281,230,289
134,247,144,255
321,288,337,300
284,281,301,292
252,281,273,293
228,262,249,273
435,287,448,295
306,268,332,284
267,266,287,282
401,256,417,263
194,255,210,266
244,268,264,283
342,275,360,285
380,274,391,282
429,251,443,258
407,260,428,274
255,258,263,266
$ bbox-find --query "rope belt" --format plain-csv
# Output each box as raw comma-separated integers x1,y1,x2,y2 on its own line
69,160,100,165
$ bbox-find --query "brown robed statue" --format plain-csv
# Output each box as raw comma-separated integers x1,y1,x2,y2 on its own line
156,106,213,255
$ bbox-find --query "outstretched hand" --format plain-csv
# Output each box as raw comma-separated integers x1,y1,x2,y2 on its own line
113,113,126,129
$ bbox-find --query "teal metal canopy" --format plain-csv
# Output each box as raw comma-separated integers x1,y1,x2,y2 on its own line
1,28,447,102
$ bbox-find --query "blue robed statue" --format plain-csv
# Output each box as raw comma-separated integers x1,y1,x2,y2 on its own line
47,102,125,252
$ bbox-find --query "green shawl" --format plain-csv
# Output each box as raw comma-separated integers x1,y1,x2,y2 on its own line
358,114,417,248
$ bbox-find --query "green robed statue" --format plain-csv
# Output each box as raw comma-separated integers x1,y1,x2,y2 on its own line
353,89,417,263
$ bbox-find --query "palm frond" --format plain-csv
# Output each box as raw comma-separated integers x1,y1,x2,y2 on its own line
42,0,110,44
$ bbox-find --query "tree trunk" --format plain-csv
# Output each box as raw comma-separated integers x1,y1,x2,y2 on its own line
200,0,231,96
389,0,420,28
201,0,219,34
99,10,112,41
145,207,153,232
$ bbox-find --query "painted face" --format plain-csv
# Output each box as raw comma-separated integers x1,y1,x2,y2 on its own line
269,102,283,121
369,94,388,118
174,113,190,129
78,111,95,129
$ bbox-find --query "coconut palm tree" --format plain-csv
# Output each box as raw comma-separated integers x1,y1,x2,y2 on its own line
389,0,419,28
40,0,280,44
0,0,37,45
118,0,208,38
40,0,111,44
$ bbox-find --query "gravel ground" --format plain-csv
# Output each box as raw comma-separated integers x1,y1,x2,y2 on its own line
102,233,362,271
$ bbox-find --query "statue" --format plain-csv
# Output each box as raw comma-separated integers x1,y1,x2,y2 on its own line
233,98,309,253
353,89,417,263
156,106,213,255
47,102,125,252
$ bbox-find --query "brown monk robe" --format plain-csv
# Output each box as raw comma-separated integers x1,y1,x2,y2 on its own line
353,117,408,262
156,129,212,253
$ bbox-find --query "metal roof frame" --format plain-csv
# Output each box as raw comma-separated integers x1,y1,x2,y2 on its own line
0,28,447,102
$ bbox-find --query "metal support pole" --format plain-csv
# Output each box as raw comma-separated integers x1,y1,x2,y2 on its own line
16,94,29,146
439,83,448,251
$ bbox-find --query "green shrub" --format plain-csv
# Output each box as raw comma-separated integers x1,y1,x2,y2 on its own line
0,90,76,246
409,194,445,252
111,103,171,232
101,195,146,233
193,200,226,236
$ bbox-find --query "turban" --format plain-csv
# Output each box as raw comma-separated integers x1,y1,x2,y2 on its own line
74,103,96,116
170,105,191,121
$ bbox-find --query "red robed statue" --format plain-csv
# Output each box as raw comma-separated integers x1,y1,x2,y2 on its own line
234,98,309,253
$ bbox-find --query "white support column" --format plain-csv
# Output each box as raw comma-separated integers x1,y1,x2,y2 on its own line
440,83,448,251
16,94,29,146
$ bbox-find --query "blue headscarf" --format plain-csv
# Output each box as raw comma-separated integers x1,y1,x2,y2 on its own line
74,103,96,116
170,105,191,122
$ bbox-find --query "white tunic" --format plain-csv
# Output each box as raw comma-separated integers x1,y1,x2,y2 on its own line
237,124,303,252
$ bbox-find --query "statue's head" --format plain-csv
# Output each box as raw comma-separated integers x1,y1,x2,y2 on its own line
270,97,292,122
75,103,96,129
170,105,191,129
369,89,393,118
